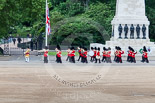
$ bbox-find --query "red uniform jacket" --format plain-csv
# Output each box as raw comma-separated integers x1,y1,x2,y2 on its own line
79,50,82,56
132,52,137,58
70,50,75,57
143,51,148,58
117,51,124,57
83,51,87,58
94,50,97,57
57,51,61,57
44,51,48,57
103,51,106,57
107,51,111,57
67,51,70,56
97,51,100,56
115,51,118,56
128,50,132,57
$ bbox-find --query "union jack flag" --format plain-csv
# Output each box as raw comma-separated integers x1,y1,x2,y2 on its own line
46,1,51,35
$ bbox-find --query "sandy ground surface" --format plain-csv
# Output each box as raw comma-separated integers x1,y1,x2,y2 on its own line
0,56,155,103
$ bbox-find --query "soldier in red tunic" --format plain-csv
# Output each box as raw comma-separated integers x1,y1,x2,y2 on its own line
80,47,84,63
90,47,94,62
95,48,101,63
44,46,48,63
56,46,62,63
116,47,124,63
131,48,137,63
70,47,75,63
127,46,132,62
77,46,82,61
66,47,71,61
114,46,118,62
93,47,97,62
141,46,149,63
106,47,112,63
83,48,88,63
102,47,107,62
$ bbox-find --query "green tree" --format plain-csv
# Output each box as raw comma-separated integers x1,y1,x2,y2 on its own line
84,2,115,36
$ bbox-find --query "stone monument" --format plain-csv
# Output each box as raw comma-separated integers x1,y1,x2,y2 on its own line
91,0,155,55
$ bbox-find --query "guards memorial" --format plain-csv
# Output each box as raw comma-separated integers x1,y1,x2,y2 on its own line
91,0,155,55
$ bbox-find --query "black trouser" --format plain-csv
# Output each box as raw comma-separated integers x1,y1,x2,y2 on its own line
69,56,72,62
66,56,69,61
90,57,94,62
56,55,58,62
142,56,149,63
83,57,88,63
71,56,75,63
44,57,48,63
78,55,81,61
93,56,96,62
57,57,62,63
129,56,133,62
81,56,85,63
131,57,136,63
114,56,117,62
127,56,131,62
106,57,112,63
116,57,122,63
102,56,106,62
95,59,101,63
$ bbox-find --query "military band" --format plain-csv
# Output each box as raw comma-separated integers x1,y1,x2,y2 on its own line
36,45,150,64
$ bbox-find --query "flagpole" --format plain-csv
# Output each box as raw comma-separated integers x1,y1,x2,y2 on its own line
45,0,48,46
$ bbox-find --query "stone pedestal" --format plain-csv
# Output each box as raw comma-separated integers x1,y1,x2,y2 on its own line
112,0,150,40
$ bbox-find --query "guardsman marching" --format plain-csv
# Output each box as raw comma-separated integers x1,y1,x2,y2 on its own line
44,46,49,63
24,47,30,62
70,47,75,63
83,48,88,63
95,47,101,63
131,48,137,63
81,47,85,63
77,46,82,61
116,47,124,63
114,46,118,62
141,46,149,63
56,47,62,63
102,47,107,62
93,47,97,62
106,47,112,63
127,46,132,62
90,47,94,62
66,47,71,61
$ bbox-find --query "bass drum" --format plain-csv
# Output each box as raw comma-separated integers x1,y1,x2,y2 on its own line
88,51,94,57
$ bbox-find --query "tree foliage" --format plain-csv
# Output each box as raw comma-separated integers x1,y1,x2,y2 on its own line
0,0,155,45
